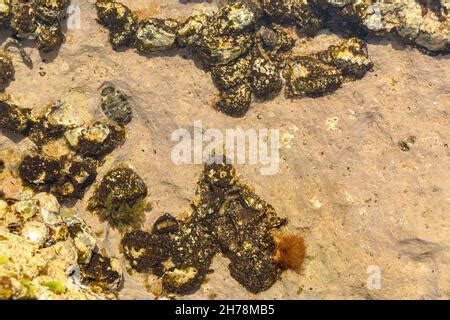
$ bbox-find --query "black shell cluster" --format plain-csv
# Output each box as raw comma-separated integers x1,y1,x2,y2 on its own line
0,85,132,201
94,0,377,117
122,161,287,295
0,0,70,52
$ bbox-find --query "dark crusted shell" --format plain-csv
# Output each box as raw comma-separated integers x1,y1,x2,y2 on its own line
0,50,14,91
249,54,283,100
216,82,252,118
210,54,251,91
284,55,343,97
36,21,64,52
0,95,29,134
95,0,138,48
67,121,126,159
19,154,62,187
316,37,373,79
135,18,179,53
33,0,70,23
261,0,322,36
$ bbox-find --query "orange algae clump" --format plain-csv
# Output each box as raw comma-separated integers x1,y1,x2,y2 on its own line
274,234,307,272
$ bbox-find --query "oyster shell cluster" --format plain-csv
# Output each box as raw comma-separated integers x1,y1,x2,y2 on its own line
322,0,450,54
121,162,299,295
0,87,131,202
0,184,122,299
95,0,449,118
0,0,70,53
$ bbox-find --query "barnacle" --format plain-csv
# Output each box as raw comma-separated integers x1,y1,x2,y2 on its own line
0,49,15,91
0,94,30,134
100,84,133,126
88,166,148,232
121,162,297,296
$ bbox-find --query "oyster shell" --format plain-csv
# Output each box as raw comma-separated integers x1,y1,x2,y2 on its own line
211,54,251,91
216,82,252,118
135,18,179,53
34,192,62,225
284,37,373,97
95,0,138,49
176,14,208,47
0,95,30,134
193,31,254,66
65,215,97,265
33,0,70,23
284,55,343,97
36,20,64,52
10,1,36,37
0,50,14,91
249,54,283,99
68,121,125,158
21,220,49,247
261,0,323,36
213,1,259,35
19,155,61,188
